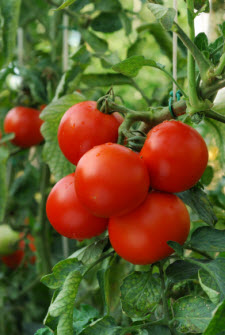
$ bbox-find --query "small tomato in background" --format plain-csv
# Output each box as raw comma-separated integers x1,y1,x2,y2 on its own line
140,120,208,193
1,234,36,269
109,191,190,265
46,173,108,239
4,106,44,148
75,143,150,218
57,101,123,165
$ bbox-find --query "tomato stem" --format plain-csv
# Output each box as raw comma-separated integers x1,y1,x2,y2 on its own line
158,262,178,335
35,162,52,275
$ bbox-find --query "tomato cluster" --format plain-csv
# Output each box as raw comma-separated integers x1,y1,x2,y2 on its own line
46,101,208,265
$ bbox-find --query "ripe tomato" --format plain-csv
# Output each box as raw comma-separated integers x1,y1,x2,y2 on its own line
46,173,108,239
57,101,123,165
4,106,44,148
75,143,150,218
109,191,190,265
140,120,208,193
1,234,36,269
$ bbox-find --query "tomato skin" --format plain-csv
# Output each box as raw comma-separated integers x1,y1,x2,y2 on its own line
140,120,208,193
108,191,190,265
1,234,36,269
46,173,108,239
57,101,123,165
4,106,44,148
75,143,150,218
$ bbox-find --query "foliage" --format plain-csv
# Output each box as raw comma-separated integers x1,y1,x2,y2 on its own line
0,0,225,335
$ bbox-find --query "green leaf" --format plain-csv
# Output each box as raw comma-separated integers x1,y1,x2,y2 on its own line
177,187,217,226
204,299,225,334
70,0,91,11
193,0,210,12
81,73,133,87
69,238,108,265
188,227,225,253
195,33,209,52
56,0,77,10
173,296,215,333
94,0,121,12
147,4,176,31
189,258,225,299
79,316,122,335
0,133,15,145
167,241,184,257
201,166,214,186
119,11,132,36
34,328,52,335
97,267,110,315
100,53,121,68
9,164,39,206
0,147,9,221
120,271,161,318
73,305,99,334
55,45,91,99
91,13,122,33
166,260,200,283
41,258,83,289
145,325,171,335
49,271,82,335
112,55,165,78
1,0,21,67
199,270,220,304
40,93,85,180
80,29,108,54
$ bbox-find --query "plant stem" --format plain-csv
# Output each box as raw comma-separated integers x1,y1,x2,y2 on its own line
158,262,178,335
35,163,52,275
159,262,170,323
173,22,211,85
214,53,225,76
186,1,200,107
201,77,225,97
84,251,115,275
204,109,225,123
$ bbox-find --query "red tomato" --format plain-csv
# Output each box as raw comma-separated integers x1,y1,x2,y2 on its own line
57,101,123,165
109,191,190,265
4,106,44,148
140,120,208,193
46,173,108,239
75,143,150,218
1,234,36,269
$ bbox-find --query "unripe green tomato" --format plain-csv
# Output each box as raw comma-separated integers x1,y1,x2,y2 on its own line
0,225,20,255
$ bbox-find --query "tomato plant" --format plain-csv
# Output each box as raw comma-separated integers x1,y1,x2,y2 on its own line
140,120,208,192
4,106,44,148
1,0,225,335
75,143,150,217
58,101,123,165
46,173,108,239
